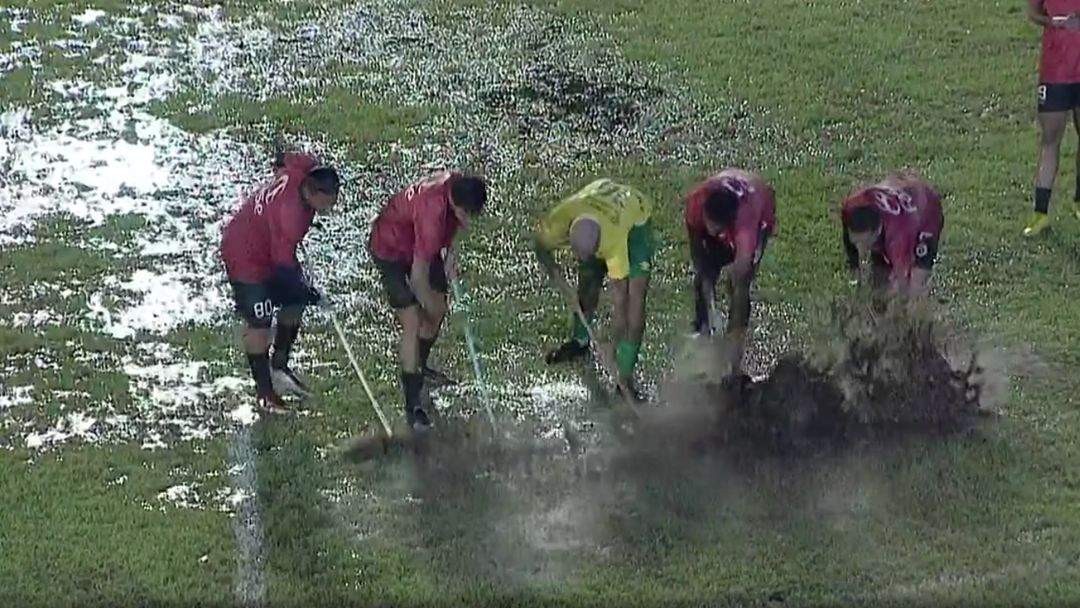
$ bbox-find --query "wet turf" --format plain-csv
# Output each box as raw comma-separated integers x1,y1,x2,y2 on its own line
1,0,1079,605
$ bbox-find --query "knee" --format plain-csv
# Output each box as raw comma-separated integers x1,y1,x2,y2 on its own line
242,326,271,353
1041,122,1066,146
397,307,421,336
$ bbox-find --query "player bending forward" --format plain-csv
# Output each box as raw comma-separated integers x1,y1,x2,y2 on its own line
841,173,944,297
368,171,488,432
535,178,655,402
684,168,776,376
221,152,340,413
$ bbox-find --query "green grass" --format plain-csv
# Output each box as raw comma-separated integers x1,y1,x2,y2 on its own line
3,0,1080,605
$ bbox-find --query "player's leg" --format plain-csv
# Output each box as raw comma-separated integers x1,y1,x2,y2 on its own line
374,255,430,429
723,232,769,376
1025,83,1070,236
546,256,604,364
908,232,940,297
695,238,730,334
867,251,891,292
691,238,728,335
417,254,454,387
269,303,312,398
615,222,655,399
231,282,287,412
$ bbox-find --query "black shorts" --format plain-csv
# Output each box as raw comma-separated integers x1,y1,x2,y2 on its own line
372,254,448,309
229,279,309,328
230,281,278,328
1037,82,1080,113
913,232,939,270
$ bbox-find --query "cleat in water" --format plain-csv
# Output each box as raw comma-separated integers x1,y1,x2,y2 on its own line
1022,212,1050,237
271,366,313,399
545,340,590,365
410,406,433,434
257,392,292,415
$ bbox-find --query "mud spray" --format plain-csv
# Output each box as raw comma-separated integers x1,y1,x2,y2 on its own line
339,294,1027,591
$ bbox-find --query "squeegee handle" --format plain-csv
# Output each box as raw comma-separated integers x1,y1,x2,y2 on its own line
329,310,393,438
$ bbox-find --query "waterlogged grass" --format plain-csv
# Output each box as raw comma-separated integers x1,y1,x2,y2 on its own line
2,0,1079,606
158,88,435,153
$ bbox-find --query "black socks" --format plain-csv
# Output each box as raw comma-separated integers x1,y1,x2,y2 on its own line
247,353,274,397
272,323,300,369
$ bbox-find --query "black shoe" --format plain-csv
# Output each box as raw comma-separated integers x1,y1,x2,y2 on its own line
422,366,456,389
271,366,313,399
408,406,432,433
256,392,292,415
545,340,590,365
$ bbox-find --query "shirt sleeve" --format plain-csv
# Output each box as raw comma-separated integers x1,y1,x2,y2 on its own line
605,235,631,280
412,193,448,262
536,200,572,250
920,187,945,237
884,231,915,278
269,179,308,268
732,198,763,265
684,190,707,241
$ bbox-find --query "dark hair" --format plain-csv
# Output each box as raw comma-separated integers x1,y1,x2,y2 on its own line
847,204,882,233
451,176,487,215
704,188,739,226
305,167,340,196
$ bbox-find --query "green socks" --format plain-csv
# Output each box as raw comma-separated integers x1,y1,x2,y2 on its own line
571,313,591,345
615,340,641,380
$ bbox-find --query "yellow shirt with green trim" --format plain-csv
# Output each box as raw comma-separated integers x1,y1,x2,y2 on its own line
537,178,653,280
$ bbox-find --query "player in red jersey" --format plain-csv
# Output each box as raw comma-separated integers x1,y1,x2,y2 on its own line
369,171,488,431
1024,0,1080,236
684,168,776,376
221,152,340,413
841,173,944,296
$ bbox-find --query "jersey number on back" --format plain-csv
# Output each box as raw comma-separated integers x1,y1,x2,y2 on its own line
871,187,915,216
717,176,754,198
253,175,290,216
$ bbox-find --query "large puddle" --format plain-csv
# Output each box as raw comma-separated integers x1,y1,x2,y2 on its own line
0,1,811,463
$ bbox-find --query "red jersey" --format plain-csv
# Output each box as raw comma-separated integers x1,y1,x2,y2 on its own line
221,153,317,284
369,171,462,264
1036,0,1080,83
684,169,777,265
842,176,944,281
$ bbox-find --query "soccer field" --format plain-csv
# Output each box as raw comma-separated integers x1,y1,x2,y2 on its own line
1,0,1078,606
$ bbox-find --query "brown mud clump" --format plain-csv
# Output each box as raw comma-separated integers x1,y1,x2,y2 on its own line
657,297,996,457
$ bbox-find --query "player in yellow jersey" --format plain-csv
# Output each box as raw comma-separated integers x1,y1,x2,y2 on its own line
534,178,655,401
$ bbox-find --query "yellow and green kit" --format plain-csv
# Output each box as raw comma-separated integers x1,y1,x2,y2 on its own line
536,178,656,381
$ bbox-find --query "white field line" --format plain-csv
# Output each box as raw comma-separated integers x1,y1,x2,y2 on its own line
229,423,266,607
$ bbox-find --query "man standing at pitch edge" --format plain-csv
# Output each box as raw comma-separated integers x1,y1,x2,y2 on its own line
221,152,340,413
369,171,488,432
536,178,655,402
684,168,776,377
1023,0,1080,236
841,173,944,297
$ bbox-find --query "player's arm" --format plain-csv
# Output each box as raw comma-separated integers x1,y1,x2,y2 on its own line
1027,0,1052,26
533,213,567,282
409,256,444,314
533,230,558,274
688,232,716,331
269,206,319,305
842,224,861,283
726,229,758,335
